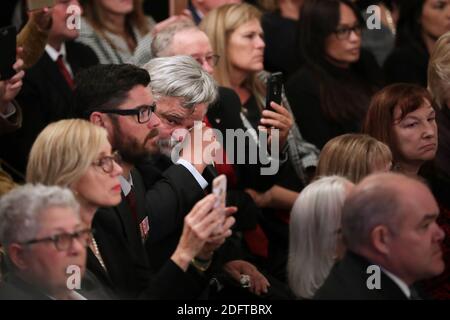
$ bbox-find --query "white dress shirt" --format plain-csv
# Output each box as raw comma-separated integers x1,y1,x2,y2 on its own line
119,162,208,197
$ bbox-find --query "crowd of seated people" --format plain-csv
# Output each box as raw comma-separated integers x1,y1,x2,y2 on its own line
1,0,450,301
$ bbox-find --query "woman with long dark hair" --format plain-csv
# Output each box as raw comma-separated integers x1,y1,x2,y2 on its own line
285,0,382,149
384,0,450,86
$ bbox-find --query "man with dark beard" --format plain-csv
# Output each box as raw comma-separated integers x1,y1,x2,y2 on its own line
72,63,230,299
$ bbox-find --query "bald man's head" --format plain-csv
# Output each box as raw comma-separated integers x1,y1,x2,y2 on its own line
342,172,444,284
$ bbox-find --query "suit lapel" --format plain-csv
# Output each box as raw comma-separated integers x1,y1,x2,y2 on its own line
40,53,73,103
86,249,114,290
115,196,142,255
343,252,409,300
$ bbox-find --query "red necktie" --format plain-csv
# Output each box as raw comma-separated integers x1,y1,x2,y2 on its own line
56,55,74,90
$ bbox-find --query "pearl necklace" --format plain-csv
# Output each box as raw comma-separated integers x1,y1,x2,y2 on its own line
90,237,107,272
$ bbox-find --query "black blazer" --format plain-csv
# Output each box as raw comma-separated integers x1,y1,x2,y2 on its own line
91,169,206,299
0,41,98,176
314,251,410,300
136,161,209,271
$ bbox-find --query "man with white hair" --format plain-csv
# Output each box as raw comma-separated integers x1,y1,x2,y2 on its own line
149,20,305,297
140,55,301,299
314,172,445,300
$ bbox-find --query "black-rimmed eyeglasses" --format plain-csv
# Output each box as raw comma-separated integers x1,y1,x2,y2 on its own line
93,104,156,124
334,24,362,40
20,228,93,251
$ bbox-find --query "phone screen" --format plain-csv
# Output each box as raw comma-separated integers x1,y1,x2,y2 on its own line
265,72,283,110
212,175,227,210
0,26,17,81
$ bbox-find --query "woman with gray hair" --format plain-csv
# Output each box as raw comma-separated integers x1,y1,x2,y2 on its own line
0,184,90,299
288,176,354,299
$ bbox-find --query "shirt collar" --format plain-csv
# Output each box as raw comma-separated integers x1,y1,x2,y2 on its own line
119,174,134,197
48,290,87,300
382,268,411,298
45,43,67,62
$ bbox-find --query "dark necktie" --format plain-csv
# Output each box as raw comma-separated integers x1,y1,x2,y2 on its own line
125,187,139,227
56,55,74,90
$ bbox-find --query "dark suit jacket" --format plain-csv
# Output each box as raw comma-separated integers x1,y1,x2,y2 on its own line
91,169,206,299
0,40,98,176
136,160,209,271
314,252,410,300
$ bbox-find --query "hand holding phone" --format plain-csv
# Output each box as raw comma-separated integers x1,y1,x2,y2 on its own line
265,72,283,111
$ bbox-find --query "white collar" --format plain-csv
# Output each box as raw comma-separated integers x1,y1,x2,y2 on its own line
45,43,67,62
382,268,411,298
119,174,134,197
48,290,87,300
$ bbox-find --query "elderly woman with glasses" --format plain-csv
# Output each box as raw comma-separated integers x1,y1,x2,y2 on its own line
0,184,93,300
285,0,383,150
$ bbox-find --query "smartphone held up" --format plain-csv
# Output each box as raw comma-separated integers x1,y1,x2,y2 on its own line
0,26,16,81
212,175,227,234
265,72,283,111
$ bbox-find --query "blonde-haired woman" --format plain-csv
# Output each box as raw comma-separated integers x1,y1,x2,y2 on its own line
428,32,450,195
200,2,318,204
27,119,122,220
316,134,392,183
288,175,354,299
422,31,450,300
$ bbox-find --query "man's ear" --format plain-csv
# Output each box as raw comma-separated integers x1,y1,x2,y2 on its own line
89,111,106,128
7,244,29,271
371,225,391,256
